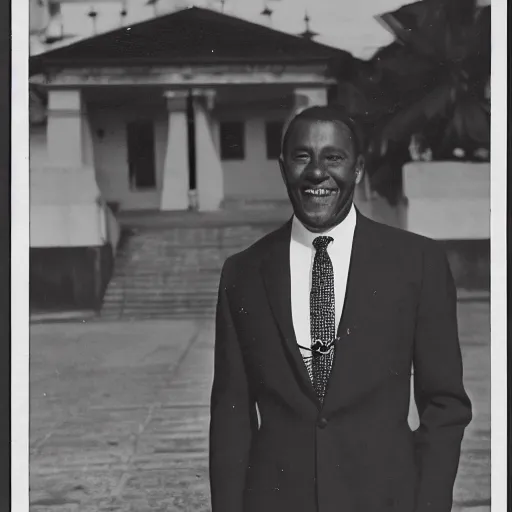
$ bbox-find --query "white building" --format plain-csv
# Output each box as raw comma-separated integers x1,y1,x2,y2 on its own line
30,6,357,211
29,6,359,310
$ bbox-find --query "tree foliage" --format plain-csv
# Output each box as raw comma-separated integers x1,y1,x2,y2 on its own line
335,0,490,183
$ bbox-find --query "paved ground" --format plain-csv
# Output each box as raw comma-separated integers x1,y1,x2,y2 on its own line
30,302,490,512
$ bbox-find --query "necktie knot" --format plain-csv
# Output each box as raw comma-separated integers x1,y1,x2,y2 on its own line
313,236,333,252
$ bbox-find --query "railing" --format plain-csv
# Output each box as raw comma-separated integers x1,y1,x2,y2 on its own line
96,195,120,254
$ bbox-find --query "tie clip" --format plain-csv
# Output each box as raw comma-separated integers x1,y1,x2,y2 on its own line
299,337,340,356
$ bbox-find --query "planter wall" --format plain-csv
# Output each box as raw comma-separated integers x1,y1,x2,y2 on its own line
403,161,490,240
30,244,114,312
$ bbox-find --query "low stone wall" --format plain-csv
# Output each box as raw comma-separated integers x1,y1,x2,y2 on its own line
30,165,121,312
30,244,114,312
442,239,490,291
362,161,490,291
403,161,490,240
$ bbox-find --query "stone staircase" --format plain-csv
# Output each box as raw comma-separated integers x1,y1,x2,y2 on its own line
100,222,281,320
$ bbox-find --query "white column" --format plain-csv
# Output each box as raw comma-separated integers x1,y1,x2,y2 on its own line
32,88,113,250
47,89,85,167
193,89,224,212
161,91,190,211
46,88,95,169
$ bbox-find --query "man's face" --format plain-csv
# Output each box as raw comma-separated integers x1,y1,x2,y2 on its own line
279,118,364,232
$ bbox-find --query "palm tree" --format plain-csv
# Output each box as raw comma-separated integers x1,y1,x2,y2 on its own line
335,0,490,202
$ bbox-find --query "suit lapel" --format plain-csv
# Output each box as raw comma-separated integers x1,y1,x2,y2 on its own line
260,220,320,406
323,211,390,413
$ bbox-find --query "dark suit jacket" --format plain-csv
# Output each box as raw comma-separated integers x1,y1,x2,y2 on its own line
209,211,472,512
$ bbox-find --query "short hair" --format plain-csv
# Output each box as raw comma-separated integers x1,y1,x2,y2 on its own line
281,105,363,157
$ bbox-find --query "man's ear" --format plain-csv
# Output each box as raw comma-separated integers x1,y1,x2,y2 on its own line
354,155,365,185
278,155,287,184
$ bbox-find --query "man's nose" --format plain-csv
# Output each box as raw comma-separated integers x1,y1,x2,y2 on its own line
304,161,328,183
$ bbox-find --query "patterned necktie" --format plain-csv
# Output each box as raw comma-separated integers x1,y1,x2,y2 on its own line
309,236,336,402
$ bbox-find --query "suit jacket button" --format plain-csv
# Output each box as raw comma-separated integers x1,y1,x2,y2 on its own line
317,417,328,429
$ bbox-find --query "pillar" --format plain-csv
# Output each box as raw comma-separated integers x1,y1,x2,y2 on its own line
161,91,190,211
193,89,224,212
34,88,107,248
32,90,117,310
47,89,86,168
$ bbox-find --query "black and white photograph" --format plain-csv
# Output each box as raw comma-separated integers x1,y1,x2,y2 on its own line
14,0,506,510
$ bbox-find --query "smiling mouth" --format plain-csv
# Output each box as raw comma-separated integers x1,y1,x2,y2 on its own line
302,188,338,197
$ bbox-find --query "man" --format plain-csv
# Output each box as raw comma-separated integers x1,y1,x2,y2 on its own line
209,106,472,512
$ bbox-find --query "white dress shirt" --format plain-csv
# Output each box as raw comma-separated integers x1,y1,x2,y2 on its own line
290,204,357,358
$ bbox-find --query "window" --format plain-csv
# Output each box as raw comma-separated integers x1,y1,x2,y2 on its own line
220,121,245,160
265,121,285,159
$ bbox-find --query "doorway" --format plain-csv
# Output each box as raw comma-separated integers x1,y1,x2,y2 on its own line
127,120,156,191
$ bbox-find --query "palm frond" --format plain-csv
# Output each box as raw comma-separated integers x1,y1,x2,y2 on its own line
375,83,454,153
450,101,490,145
365,1,488,154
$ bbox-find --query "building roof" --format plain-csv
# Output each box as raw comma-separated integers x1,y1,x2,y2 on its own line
30,6,354,74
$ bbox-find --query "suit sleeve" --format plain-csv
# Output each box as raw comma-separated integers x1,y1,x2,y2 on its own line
413,242,472,512
209,261,257,512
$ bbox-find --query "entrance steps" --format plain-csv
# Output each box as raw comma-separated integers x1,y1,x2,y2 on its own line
100,216,285,320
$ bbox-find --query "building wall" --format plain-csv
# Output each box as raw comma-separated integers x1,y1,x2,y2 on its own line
30,108,168,211
88,105,168,210
31,104,295,209
215,109,289,202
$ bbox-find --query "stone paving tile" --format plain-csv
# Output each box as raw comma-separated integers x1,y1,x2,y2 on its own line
118,469,210,512
454,448,491,504
132,453,209,472
454,505,491,512
454,303,490,510
137,437,208,457
29,303,490,511
30,470,123,511
32,408,150,471
138,407,209,436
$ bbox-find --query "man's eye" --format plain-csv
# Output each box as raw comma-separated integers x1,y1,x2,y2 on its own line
326,155,344,162
294,153,309,160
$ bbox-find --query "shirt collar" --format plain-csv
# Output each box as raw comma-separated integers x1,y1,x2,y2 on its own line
291,203,357,249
